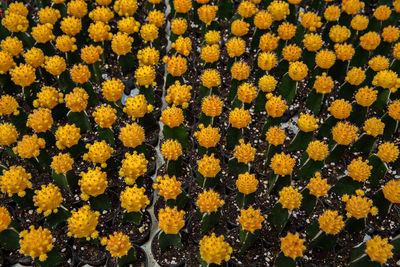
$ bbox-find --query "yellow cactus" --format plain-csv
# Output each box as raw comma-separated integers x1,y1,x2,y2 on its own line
347,157,372,182
65,87,89,112
165,81,192,108
316,49,336,69
355,86,377,107
278,186,302,210
119,152,148,185
123,95,153,120
360,32,381,51
10,64,36,87
234,139,256,164
38,7,61,25
238,1,258,18
55,124,81,150
70,64,91,84
44,56,66,76
13,135,46,159
146,10,165,28
372,70,400,93
328,99,352,119
118,17,140,35
111,32,133,55
318,210,344,235
377,142,399,163
363,117,384,137
102,78,124,102
236,172,258,195
93,105,117,128
266,127,286,146
0,166,32,197
171,18,188,35
231,61,250,81
114,0,138,16
201,69,221,89
89,21,112,42
83,140,114,168
282,44,302,61
119,123,145,148
342,190,377,219
67,0,88,18
258,52,277,71
332,122,358,145
267,0,290,21
33,86,63,109
368,55,389,72
197,189,224,213
161,106,184,128
239,206,264,233
278,22,297,40
300,11,322,31
350,15,368,31
306,141,329,161
27,108,53,133
259,32,280,51
198,153,221,178
60,16,82,36
271,152,295,176
280,232,306,260
259,75,277,93
194,124,220,149
231,19,250,37
226,37,246,58
297,113,318,132
202,95,223,117
0,51,15,74
158,207,185,234
373,5,391,21
163,55,187,77
79,167,108,200
153,175,182,200
89,6,114,23
33,184,62,216
307,172,330,198
229,107,252,128
382,180,400,204
198,5,218,25
334,43,355,61
31,23,55,44
120,185,150,212
382,26,400,43
140,23,159,43
0,123,18,146
324,5,341,21
201,44,220,63
205,30,220,45
0,207,11,232
101,232,131,258
329,25,350,43
341,0,364,15
1,36,23,57
81,45,104,64
303,33,323,52
161,139,183,161
288,61,308,81
174,0,192,13
199,233,232,265
137,47,160,66
19,226,54,262
67,205,100,240
366,236,393,264
254,10,272,30
238,82,258,103
51,153,74,174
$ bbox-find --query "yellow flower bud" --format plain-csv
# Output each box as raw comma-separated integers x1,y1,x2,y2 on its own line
306,141,328,161
383,180,400,204
238,82,258,103
297,113,318,132
341,0,364,15
303,33,323,52
342,190,377,219
67,205,100,240
0,95,19,116
202,95,223,117
140,23,159,43
199,233,232,265
372,70,400,93
267,0,289,21
366,236,393,264
51,153,74,174
257,52,277,71
31,23,55,44
198,153,221,178
65,87,89,112
194,124,220,148
239,206,264,233
308,172,330,197
236,172,258,195
201,69,221,88
55,35,77,53
282,44,301,62
0,166,32,197
259,75,277,93
351,15,368,31
197,189,224,213
10,64,36,87
288,61,308,81
60,16,82,36
254,10,272,30
55,124,81,149
201,44,220,63
67,0,88,18
231,61,250,81
153,175,182,200
1,36,23,57
377,142,399,163
234,139,256,164
13,135,46,159
334,43,355,61
101,232,131,258
158,206,185,234
38,7,61,25
135,65,156,88
171,18,187,35
171,36,192,57
382,26,400,43
329,25,350,43
226,37,246,58
265,94,288,117
81,45,104,64
332,122,358,145
347,157,372,182
360,32,381,51
89,21,112,42
33,184,62,216
165,81,192,108
79,167,108,200
300,11,322,32
19,226,54,262
0,51,15,74
231,19,250,37
318,210,344,235
205,30,220,45
259,32,280,52
123,94,153,119
355,86,377,107
114,0,138,16
266,126,286,146
328,99,352,119
389,100,400,120
174,0,192,13
271,152,295,176
345,67,365,86
89,6,114,23
118,17,140,35
137,47,160,66
44,56,66,76
324,5,341,21
198,5,218,25
119,123,145,148
278,22,297,40
119,152,148,185
229,107,251,128
373,5,391,21
161,139,182,161
238,1,258,18
316,49,336,69
161,106,184,128
83,140,114,168
363,117,384,137
280,233,306,260
163,55,187,77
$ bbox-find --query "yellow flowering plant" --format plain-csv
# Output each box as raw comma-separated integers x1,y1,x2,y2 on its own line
157,206,185,252
153,175,188,209
196,188,224,234
238,206,264,253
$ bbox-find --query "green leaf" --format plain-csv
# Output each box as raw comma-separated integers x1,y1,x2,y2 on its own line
52,171,71,193
46,208,71,229
382,114,398,141
57,71,75,92
158,232,182,252
196,252,209,267
97,126,115,146
67,111,91,132
274,252,296,267
236,192,256,209
228,158,248,175
82,83,99,107
300,189,317,216
318,116,338,138
226,126,242,150
371,190,391,222
297,159,324,179
239,229,259,254
348,104,368,127
325,144,347,163
122,212,142,226
228,79,240,102
166,192,188,210
199,113,212,126
352,134,375,155
288,131,313,152
306,90,324,115
306,220,320,240
368,155,387,188
261,116,282,137
118,247,136,267
12,189,34,209
119,53,135,74
35,248,64,267
0,229,20,250
201,211,221,234
167,157,182,177
331,176,363,196
269,174,291,194
348,256,381,267
350,242,367,262
89,194,111,211
268,203,289,234
346,218,365,233
277,74,296,105
337,82,356,100
392,234,400,256
329,60,348,84
196,171,220,189
163,125,188,149
350,46,369,67
371,88,390,117
11,110,28,134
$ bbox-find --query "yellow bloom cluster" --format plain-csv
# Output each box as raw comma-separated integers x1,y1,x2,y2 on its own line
238,82,258,103
282,44,301,61
308,172,330,198
288,61,308,81
140,24,159,43
342,190,377,219
347,157,372,182
231,61,250,81
377,142,399,163
199,233,232,265
158,206,185,234
81,45,103,64
118,17,140,35
278,22,297,40
198,5,218,25
51,153,74,174
119,123,145,148
360,32,381,51
364,117,384,137
79,167,108,200
67,0,87,18
372,70,400,92
238,206,264,233
259,32,280,51
254,11,272,30
234,139,256,164
318,210,344,235
258,52,277,71
67,205,100,240
316,50,336,69
303,33,323,52
306,141,329,161
93,105,117,128
373,5,391,21
147,10,165,27
389,100,400,120
0,166,32,197
171,18,188,35
0,207,11,232
355,86,377,107
153,175,182,200
341,0,364,15
38,7,61,25
198,153,221,178
229,107,251,128
1,36,23,57
114,0,138,16
102,78,124,102
13,134,46,159
83,140,114,168
119,152,148,185
382,26,400,43
10,64,36,87
111,32,133,55
328,99,352,119
44,56,66,76
332,122,358,145
55,124,81,149
163,55,187,77
60,16,82,36
383,180,400,204
0,123,18,146
266,127,286,146
202,95,223,117
31,23,55,44
165,81,192,108
300,11,322,31
89,21,112,42
201,44,219,63
365,236,393,264
123,94,153,119
267,0,290,21
369,55,389,72
70,64,91,84
280,233,306,260
194,124,220,148
201,69,221,88
271,152,295,176
33,184,62,216
0,51,14,74
0,95,19,116
137,47,160,66
89,6,114,23
161,139,182,161
101,232,131,258
297,113,318,132
226,37,246,58
238,1,258,18
19,226,54,262
65,87,89,112
236,172,258,195
324,5,340,21
34,86,63,109
27,108,53,133
120,185,149,212
329,25,350,43
351,15,368,31
197,189,224,213
231,19,250,37
279,186,302,210
161,106,184,128
334,43,355,61
259,75,277,92
205,30,220,45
